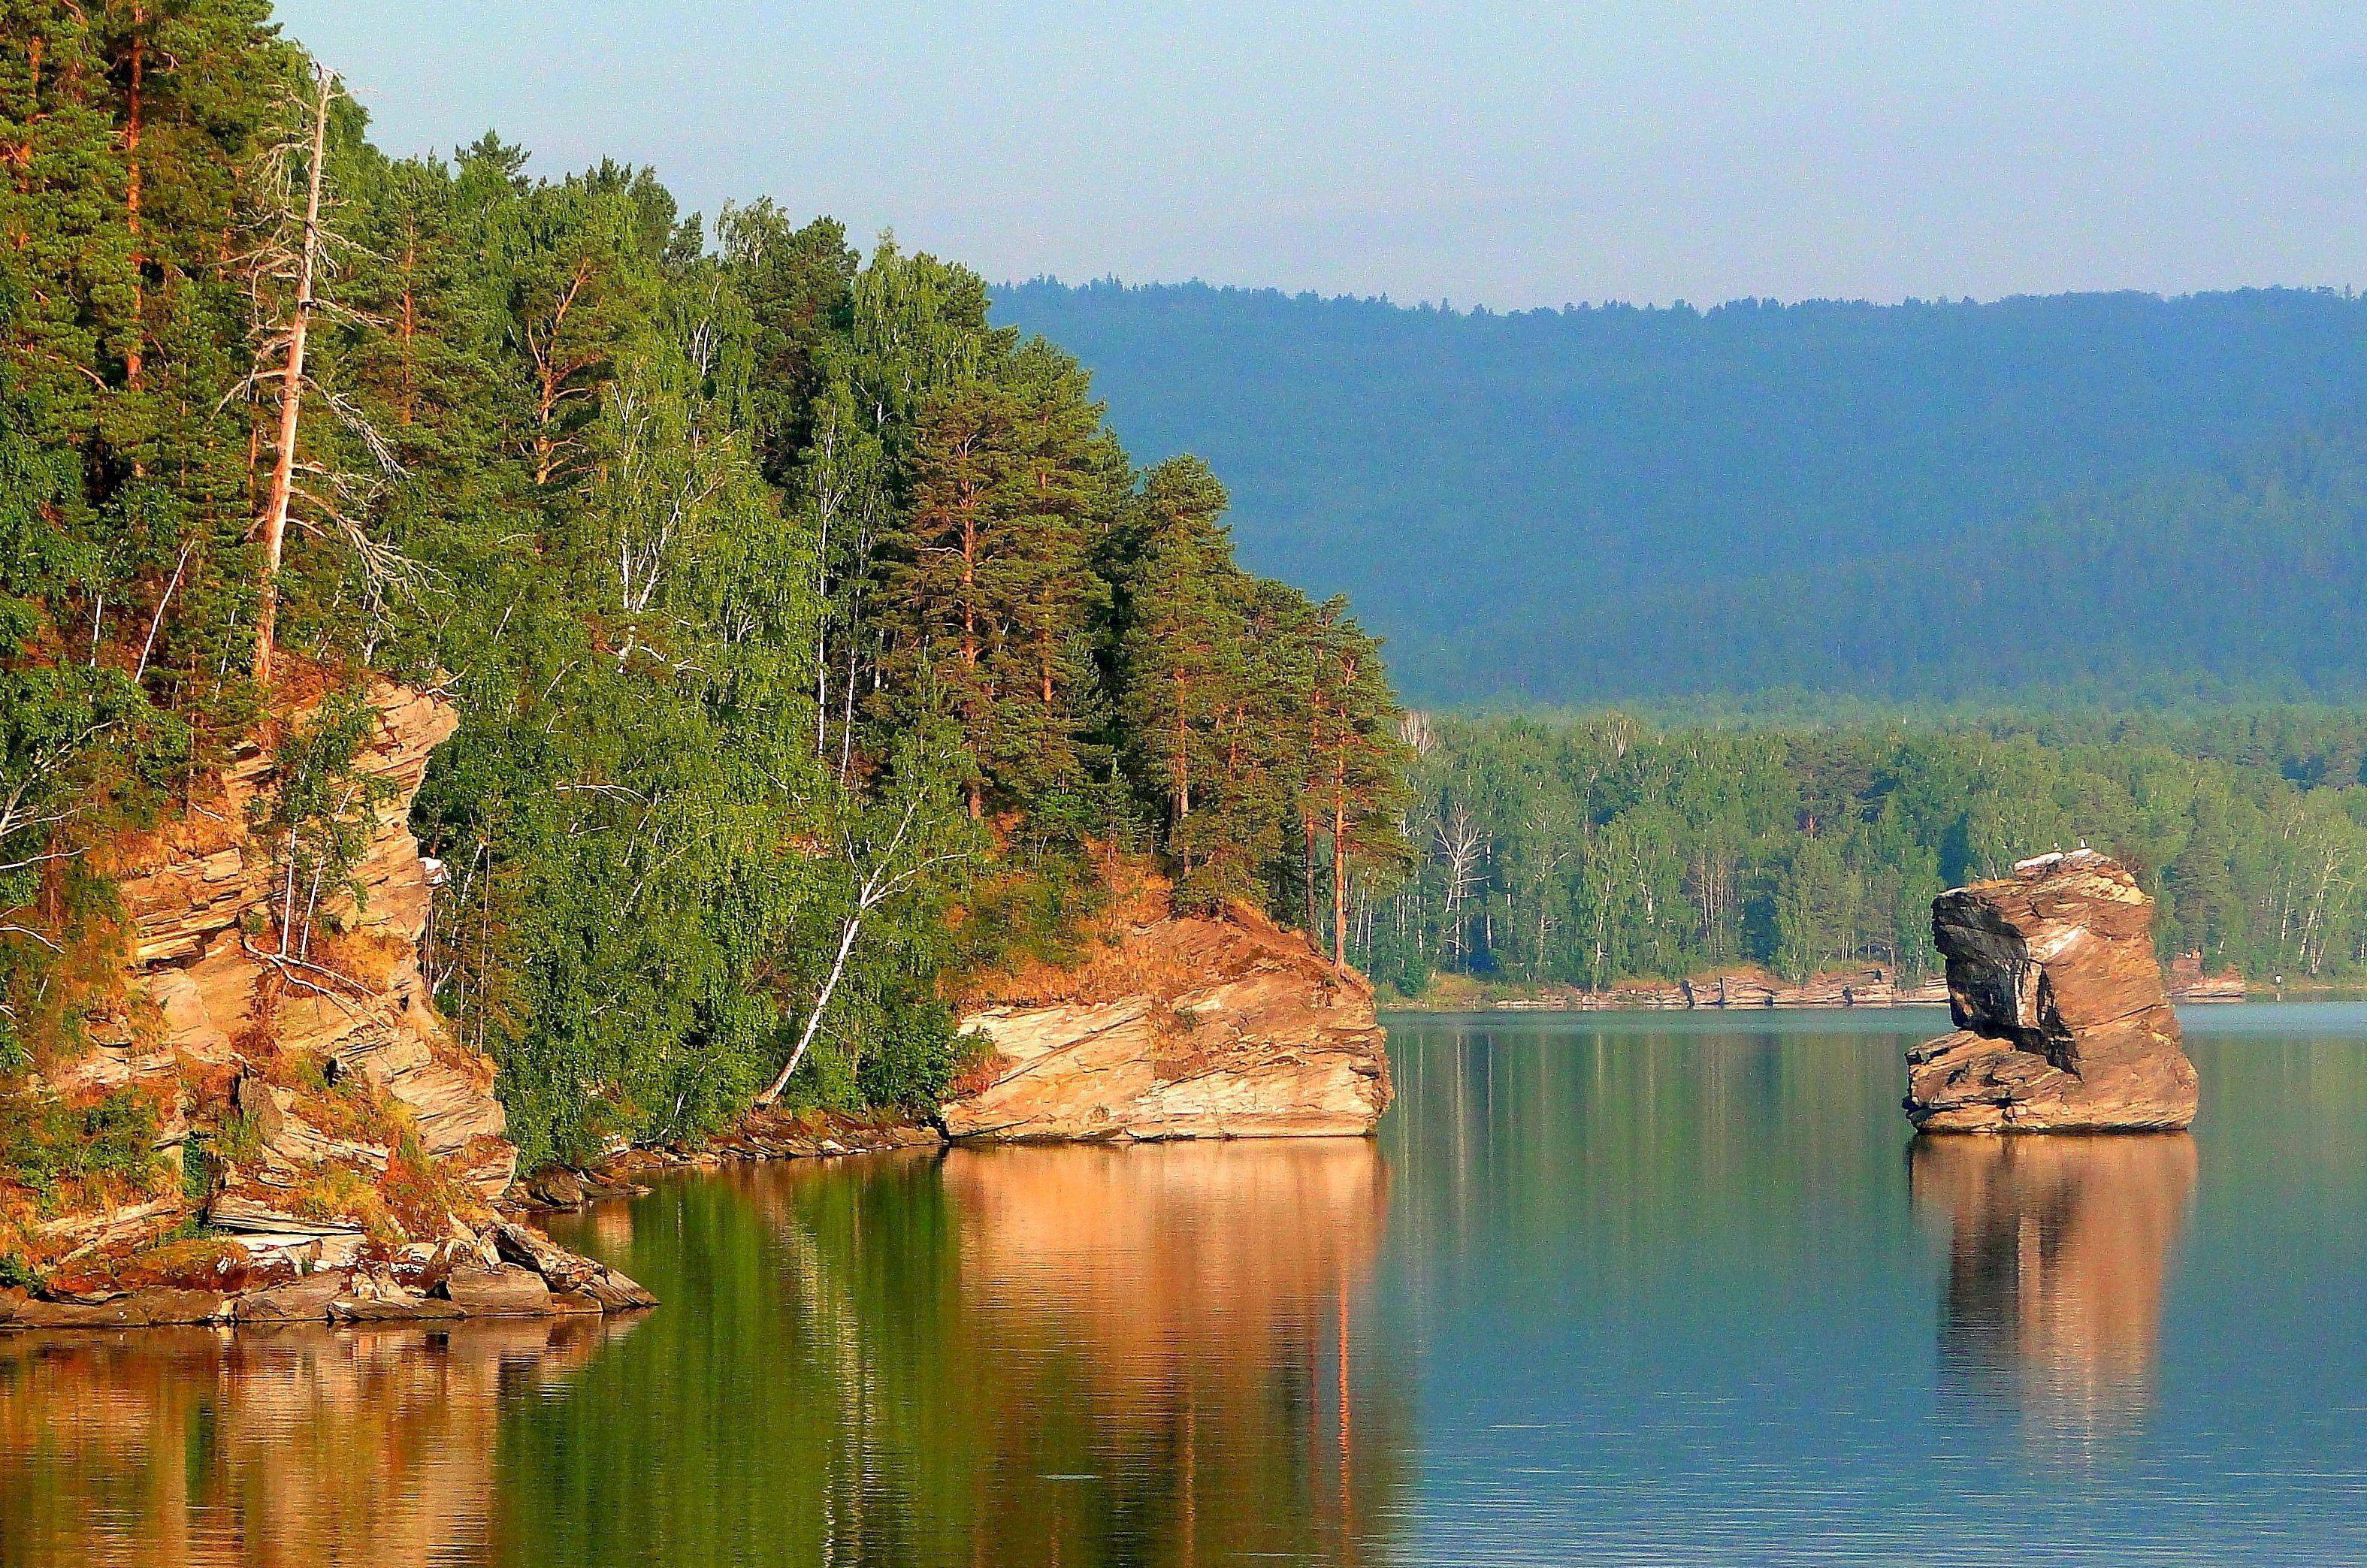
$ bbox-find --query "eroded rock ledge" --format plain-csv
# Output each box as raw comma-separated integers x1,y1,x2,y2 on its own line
1906,850,2199,1133
942,868,1392,1141
3,678,650,1329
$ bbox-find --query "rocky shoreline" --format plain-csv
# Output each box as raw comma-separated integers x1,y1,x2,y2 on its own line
1,680,654,1332
512,1110,946,1213
1386,953,2243,1014
3,684,1390,1329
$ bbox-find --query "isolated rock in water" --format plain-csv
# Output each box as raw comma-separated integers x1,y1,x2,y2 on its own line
1906,849,2199,1132
943,866,1392,1141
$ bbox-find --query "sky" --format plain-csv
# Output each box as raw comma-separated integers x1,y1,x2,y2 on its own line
276,1,2367,310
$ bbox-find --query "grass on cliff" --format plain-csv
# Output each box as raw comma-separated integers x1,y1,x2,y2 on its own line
0,1086,163,1210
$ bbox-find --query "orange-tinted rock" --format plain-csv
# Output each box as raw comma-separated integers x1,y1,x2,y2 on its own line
442,1263,553,1316
100,679,512,1191
943,870,1391,1141
1906,850,2199,1133
232,1270,350,1322
10,677,648,1325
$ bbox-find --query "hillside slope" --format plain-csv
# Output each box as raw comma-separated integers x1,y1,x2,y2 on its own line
993,282,2367,706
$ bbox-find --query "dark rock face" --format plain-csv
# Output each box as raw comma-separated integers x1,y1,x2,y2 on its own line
1906,850,2199,1133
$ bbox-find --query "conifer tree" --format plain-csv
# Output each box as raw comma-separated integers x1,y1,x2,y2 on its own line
1302,605,1413,963
1114,457,1247,902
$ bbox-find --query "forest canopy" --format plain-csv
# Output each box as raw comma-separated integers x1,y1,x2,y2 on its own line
1376,708,2367,999
997,279,2367,708
0,3,1407,1165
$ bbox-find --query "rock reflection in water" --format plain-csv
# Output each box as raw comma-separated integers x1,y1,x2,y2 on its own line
516,1140,1408,1568
944,1141,1401,1566
0,1315,635,1568
1913,1133,2197,1438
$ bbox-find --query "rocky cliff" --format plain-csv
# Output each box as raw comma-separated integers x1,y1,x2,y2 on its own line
1,678,649,1328
1905,849,2200,1133
942,868,1392,1141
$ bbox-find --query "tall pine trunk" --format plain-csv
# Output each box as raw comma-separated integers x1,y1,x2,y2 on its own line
122,8,145,388
1335,799,1353,969
1303,808,1320,938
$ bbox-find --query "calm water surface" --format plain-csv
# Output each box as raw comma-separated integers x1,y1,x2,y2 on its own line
8,1006,2367,1564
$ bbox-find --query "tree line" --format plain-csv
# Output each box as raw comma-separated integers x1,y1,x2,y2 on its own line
0,4,1407,1168
1368,710,2367,996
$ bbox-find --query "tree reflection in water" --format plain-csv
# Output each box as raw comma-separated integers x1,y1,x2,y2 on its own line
0,1142,1405,1568
511,1140,1410,1567
1913,1133,2197,1444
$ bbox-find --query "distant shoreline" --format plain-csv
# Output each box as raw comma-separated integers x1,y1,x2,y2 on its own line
1378,968,2262,1013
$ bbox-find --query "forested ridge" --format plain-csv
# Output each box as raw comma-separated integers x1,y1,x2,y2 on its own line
0,4,1408,1168
996,279,2367,708
1377,709,2367,999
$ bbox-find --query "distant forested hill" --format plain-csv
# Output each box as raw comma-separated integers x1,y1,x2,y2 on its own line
992,282,2367,708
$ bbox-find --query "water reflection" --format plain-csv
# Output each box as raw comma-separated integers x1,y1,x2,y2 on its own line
0,1316,636,1567
514,1140,1409,1567
944,1144,1398,1566
1913,1134,2196,1440
18,1014,2367,1565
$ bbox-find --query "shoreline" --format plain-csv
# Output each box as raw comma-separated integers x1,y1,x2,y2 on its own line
1376,995,2264,1014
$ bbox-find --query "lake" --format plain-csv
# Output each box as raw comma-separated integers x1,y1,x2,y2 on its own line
8,1005,2367,1565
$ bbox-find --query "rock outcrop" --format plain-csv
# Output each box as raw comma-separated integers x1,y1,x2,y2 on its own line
942,867,1392,1141
1906,849,2199,1133
2,676,650,1327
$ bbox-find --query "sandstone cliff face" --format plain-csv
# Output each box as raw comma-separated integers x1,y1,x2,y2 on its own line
4,678,648,1327
942,872,1392,1141
1906,850,2199,1133
102,681,514,1190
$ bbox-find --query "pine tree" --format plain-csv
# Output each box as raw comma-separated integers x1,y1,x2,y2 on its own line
1113,457,1248,902
1303,604,1413,964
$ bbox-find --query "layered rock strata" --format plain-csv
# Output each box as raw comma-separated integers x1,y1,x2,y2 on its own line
1906,849,2200,1133
4,678,649,1328
943,870,1392,1141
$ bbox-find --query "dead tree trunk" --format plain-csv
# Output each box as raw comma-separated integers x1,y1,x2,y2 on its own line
252,67,334,693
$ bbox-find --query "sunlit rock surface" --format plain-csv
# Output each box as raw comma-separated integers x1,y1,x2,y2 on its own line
6,678,647,1325
1906,849,2200,1132
943,869,1392,1141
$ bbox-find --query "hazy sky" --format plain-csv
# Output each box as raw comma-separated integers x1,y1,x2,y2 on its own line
277,1,2367,310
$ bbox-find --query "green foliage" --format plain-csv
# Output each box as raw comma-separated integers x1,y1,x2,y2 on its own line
1375,710,2367,993
0,1087,160,1204
245,690,395,959
1,4,1415,1168
851,1003,966,1113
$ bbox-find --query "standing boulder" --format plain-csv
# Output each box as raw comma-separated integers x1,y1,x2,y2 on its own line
1906,849,2199,1132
